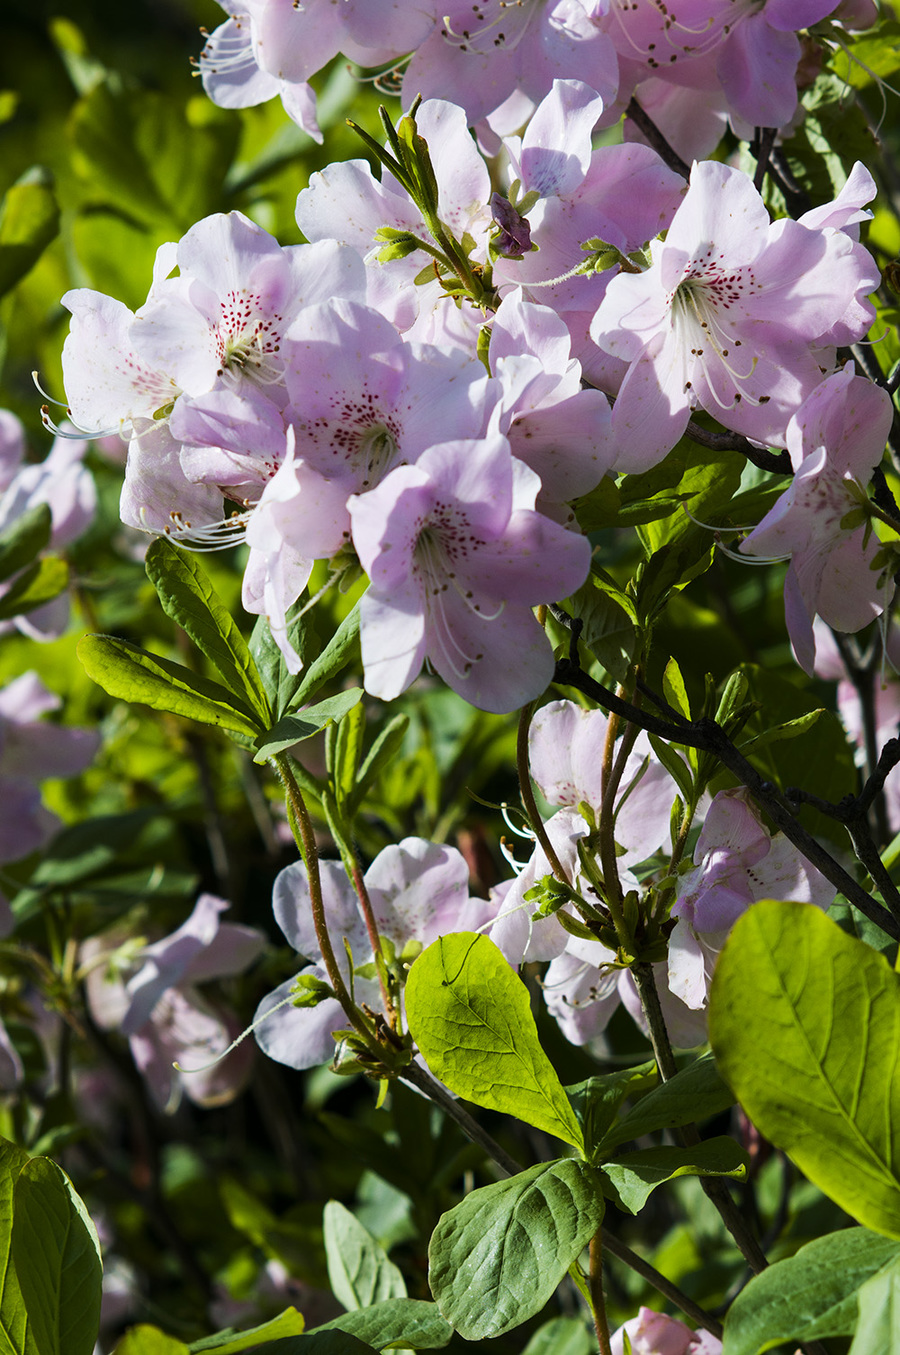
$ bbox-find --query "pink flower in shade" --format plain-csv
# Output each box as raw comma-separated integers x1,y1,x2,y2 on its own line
589,160,879,468
348,421,591,712
402,0,618,129
610,1306,722,1355
740,367,895,675
668,789,834,1011
83,894,265,1112
254,839,497,1072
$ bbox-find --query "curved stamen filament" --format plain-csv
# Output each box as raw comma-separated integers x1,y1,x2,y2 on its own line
441,0,538,55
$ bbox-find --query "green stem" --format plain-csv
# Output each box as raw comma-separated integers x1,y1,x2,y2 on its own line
589,1232,613,1355
272,753,374,1047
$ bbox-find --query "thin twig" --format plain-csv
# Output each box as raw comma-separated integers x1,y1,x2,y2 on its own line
625,98,691,178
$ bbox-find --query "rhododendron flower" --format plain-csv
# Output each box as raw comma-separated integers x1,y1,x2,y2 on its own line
83,894,265,1112
402,0,618,131
669,789,834,1009
590,159,878,467
740,366,895,674
254,838,497,1071
610,1306,722,1355
348,423,591,712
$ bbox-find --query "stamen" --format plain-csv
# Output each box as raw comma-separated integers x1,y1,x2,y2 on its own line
441,0,539,56
173,986,301,1075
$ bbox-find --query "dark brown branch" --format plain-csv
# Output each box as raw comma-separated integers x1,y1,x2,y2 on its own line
685,420,792,476
625,98,691,179
751,126,779,193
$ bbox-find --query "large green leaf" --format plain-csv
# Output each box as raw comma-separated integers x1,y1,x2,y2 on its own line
188,1308,305,1352
405,933,583,1150
0,504,51,585
721,1228,900,1355
0,1138,32,1355
252,1335,376,1354
77,634,263,740
428,1159,605,1340
598,1053,735,1154
11,1157,102,1355
0,177,60,297
314,1299,452,1349
600,1138,747,1214
521,1318,595,1355
709,901,900,1237
322,1201,406,1311
145,538,271,726
253,690,363,764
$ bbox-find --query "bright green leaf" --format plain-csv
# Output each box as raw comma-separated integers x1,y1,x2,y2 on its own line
566,1063,658,1161
253,690,364,763
144,538,271,725
314,1299,452,1349
188,1308,305,1352
322,1201,406,1311
0,1137,32,1355
521,1317,594,1355
252,1334,376,1354
721,1227,900,1355
709,902,900,1237
405,933,583,1150
662,656,690,720
77,634,263,740
112,1329,190,1355
0,178,60,297
428,1159,605,1340
347,713,410,815
329,697,366,807
600,1137,747,1214
11,1157,102,1355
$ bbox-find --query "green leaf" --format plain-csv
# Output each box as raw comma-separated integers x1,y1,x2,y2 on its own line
646,733,694,808
254,1334,377,1354
314,1299,452,1349
0,557,69,622
569,576,638,682
405,933,584,1151
521,1317,594,1355
709,901,900,1237
739,708,825,753
188,1308,305,1352
322,1201,406,1311
11,1157,102,1355
112,1330,190,1355
0,504,51,584
428,1159,605,1340
145,538,271,726
0,177,60,297
600,1138,747,1214
851,1254,900,1355
662,656,690,720
347,713,410,815
721,1227,900,1355
249,613,319,722
598,1053,735,1154
330,696,366,807
0,1137,33,1355
253,690,364,764
566,1063,658,1161
291,604,361,709
77,635,263,740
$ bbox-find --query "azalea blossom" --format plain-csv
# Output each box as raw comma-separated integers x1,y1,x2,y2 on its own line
82,894,265,1112
254,838,497,1071
348,421,591,712
740,366,895,674
590,159,878,467
668,789,834,1010
610,1306,722,1355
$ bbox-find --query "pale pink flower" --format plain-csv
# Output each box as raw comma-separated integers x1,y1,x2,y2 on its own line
610,1306,722,1355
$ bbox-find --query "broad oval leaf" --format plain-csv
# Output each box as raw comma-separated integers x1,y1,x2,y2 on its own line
850,1254,900,1355
314,1299,452,1349
709,901,900,1237
600,1137,747,1214
112,1328,190,1355
322,1201,406,1311
145,538,271,725
11,1157,102,1355
405,933,583,1151
721,1227,900,1355
428,1159,605,1341
77,634,263,740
